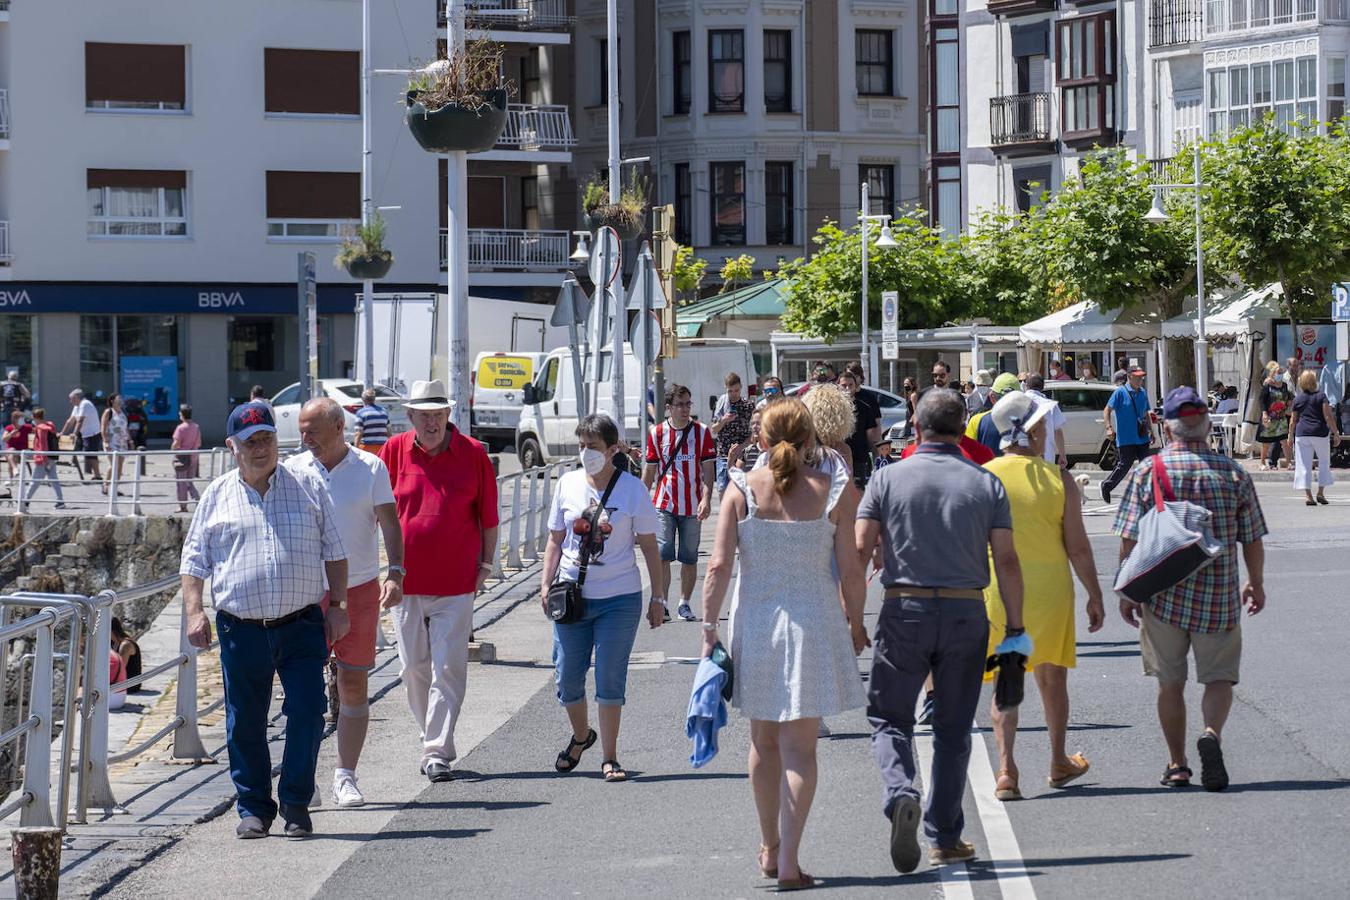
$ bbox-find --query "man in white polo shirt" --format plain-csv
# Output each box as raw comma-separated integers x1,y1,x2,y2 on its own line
63,389,103,479
286,397,404,807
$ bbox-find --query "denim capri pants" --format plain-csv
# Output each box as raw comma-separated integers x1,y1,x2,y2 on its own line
657,510,701,565
553,591,643,707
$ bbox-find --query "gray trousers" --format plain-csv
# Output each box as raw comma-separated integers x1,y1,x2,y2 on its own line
868,596,989,849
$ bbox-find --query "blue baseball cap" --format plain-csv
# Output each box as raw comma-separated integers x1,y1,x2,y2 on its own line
226,401,277,441
1162,386,1207,419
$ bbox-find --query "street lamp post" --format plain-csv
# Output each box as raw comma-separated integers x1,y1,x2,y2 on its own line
1145,143,1209,398
858,181,899,385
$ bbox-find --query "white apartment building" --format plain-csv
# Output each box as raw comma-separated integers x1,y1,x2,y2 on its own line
1,0,576,442
573,0,925,280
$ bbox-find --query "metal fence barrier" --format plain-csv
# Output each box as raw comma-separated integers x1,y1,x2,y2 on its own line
492,460,574,579
8,448,235,517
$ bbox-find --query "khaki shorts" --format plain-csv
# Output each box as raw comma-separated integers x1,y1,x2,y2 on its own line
1139,607,1241,685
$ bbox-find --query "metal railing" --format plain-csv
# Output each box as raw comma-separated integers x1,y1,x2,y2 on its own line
0,89,9,140
990,92,1052,146
9,447,236,517
0,221,11,265
497,103,576,150
439,227,573,270
439,0,575,29
1149,0,1204,46
0,604,72,826
491,460,574,580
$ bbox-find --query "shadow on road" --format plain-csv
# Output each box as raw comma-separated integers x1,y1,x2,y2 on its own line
1026,779,1350,798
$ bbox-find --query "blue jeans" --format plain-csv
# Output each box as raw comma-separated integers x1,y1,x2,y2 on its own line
217,605,328,822
657,510,701,564
868,596,989,849
553,591,643,707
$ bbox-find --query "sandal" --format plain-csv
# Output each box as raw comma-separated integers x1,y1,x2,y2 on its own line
1047,752,1091,789
554,728,597,772
601,759,628,782
759,843,780,879
1160,765,1193,788
776,871,815,892
994,770,1022,801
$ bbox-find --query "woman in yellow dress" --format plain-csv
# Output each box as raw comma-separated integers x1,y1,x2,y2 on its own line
983,391,1106,801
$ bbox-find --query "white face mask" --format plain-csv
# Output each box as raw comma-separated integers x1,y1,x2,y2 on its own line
579,447,607,476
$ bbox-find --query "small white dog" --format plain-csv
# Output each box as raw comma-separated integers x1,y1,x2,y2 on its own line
1075,473,1091,501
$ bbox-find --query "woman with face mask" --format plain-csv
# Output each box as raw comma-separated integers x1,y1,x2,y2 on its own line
540,414,665,782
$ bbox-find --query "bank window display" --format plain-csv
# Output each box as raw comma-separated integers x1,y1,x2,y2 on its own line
0,317,34,401
228,316,299,404
117,316,186,431
87,169,188,237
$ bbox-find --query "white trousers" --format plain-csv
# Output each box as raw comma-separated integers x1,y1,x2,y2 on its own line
394,593,473,764
1293,434,1335,490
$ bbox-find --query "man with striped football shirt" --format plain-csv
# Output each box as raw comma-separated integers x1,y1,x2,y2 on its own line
643,384,716,622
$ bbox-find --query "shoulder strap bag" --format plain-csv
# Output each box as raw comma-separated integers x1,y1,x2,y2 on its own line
1112,455,1223,604
653,422,694,492
546,467,623,625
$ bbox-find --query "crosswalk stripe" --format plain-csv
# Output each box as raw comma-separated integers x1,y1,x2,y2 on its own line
914,733,977,900
965,735,1038,900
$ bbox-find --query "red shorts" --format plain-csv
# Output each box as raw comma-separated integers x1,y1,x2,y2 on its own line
321,578,382,671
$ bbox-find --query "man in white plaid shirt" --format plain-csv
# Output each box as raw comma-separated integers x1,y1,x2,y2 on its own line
180,400,349,840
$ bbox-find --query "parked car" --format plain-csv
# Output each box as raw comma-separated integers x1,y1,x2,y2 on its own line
786,383,911,436
1038,380,1161,470
270,379,410,447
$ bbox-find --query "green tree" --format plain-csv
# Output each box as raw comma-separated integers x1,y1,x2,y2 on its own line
671,244,707,305
718,254,756,293
778,215,966,341
1198,119,1350,323
956,205,1052,327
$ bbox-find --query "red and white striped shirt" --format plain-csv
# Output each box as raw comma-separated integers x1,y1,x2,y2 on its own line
645,419,716,516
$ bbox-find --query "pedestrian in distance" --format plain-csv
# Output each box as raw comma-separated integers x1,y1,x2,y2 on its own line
728,407,764,472
1022,374,1069,468
1258,362,1292,471
966,370,994,415
855,389,1030,873
3,409,32,489
1101,365,1155,503
101,393,131,496
710,373,755,494
0,369,30,421
379,379,498,783
353,388,391,456
699,398,868,891
913,360,954,410
63,389,103,480
249,384,272,410
541,414,664,782
21,408,66,511
643,383,716,623
287,397,405,807
838,370,882,490
967,373,1022,458
1289,369,1340,505
180,400,350,839
800,382,855,476
1113,387,1268,791
110,616,143,692
1049,360,1072,381
1078,360,1099,382
171,404,202,513
1215,386,1239,415
982,391,1105,801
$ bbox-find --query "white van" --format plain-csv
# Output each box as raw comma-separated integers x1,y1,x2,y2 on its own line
471,351,547,451
516,339,757,467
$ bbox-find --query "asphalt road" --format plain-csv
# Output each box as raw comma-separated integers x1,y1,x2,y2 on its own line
309,481,1350,900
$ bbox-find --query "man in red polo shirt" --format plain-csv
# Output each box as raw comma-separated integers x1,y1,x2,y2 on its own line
380,379,499,783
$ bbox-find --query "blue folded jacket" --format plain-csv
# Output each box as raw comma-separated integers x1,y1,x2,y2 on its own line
685,657,728,768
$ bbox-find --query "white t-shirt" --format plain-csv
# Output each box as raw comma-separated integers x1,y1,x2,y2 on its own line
285,446,395,586
75,399,100,438
1027,390,1067,464
548,467,658,600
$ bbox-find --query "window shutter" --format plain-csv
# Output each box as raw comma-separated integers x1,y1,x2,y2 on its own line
87,169,187,190
86,43,186,106
264,49,360,115
265,171,360,219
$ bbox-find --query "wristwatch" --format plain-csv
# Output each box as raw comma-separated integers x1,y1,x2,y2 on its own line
1005,626,1026,637
332,598,348,611
387,564,406,578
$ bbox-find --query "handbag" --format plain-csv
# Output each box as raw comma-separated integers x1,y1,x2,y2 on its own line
1113,455,1223,604
546,467,623,624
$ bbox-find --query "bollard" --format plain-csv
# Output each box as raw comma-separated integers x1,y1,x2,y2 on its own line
536,463,558,553
107,450,119,515
15,451,26,513
82,607,120,813
10,826,62,900
505,474,524,570
522,469,540,561
131,450,144,516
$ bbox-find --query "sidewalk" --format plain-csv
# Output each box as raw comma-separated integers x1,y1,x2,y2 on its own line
0,561,554,899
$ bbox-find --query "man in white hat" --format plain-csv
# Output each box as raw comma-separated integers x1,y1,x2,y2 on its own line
379,380,499,782
966,370,994,415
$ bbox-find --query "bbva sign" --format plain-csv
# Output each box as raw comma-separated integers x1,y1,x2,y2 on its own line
198,292,245,308
0,290,32,307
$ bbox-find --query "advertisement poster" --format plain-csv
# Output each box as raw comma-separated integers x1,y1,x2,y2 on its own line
120,356,179,421
1275,322,1335,372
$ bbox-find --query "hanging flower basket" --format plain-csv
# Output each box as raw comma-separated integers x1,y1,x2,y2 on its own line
584,208,644,241
344,253,394,281
406,88,509,154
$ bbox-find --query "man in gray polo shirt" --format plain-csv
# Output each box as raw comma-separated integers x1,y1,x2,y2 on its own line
856,389,1030,873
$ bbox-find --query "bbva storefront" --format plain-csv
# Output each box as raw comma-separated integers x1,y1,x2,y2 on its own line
0,280,436,444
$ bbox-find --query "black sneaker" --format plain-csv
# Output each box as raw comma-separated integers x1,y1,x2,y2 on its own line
422,759,454,782
677,603,697,622
280,803,312,839
1101,484,1112,504
1196,731,1229,792
889,795,922,873
661,604,672,623
235,815,270,839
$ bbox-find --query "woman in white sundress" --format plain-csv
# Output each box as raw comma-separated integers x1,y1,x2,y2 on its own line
699,397,869,892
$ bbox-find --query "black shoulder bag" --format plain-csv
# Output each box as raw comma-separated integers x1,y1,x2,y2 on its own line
546,467,623,624
654,422,694,489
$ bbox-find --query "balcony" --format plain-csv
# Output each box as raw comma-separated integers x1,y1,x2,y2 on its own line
1150,0,1204,47
438,0,574,31
496,103,575,151
439,227,573,271
990,93,1056,156
0,89,9,141
987,0,1057,16
0,221,12,265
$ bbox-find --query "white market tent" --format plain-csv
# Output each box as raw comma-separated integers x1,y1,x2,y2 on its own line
1019,299,1167,344
1160,283,1284,338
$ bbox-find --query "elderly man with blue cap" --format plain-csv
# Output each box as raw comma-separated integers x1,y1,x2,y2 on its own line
180,400,349,839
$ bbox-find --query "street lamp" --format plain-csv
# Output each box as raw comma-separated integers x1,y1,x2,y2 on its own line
1143,143,1210,398
859,181,898,384
570,231,591,262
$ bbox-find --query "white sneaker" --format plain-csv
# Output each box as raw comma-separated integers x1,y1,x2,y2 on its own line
333,772,365,808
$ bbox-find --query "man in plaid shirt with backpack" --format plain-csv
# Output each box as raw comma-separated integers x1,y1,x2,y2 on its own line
643,383,716,622
1113,386,1267,793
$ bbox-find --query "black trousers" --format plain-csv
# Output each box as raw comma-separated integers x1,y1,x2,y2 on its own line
1103,442,1155,497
